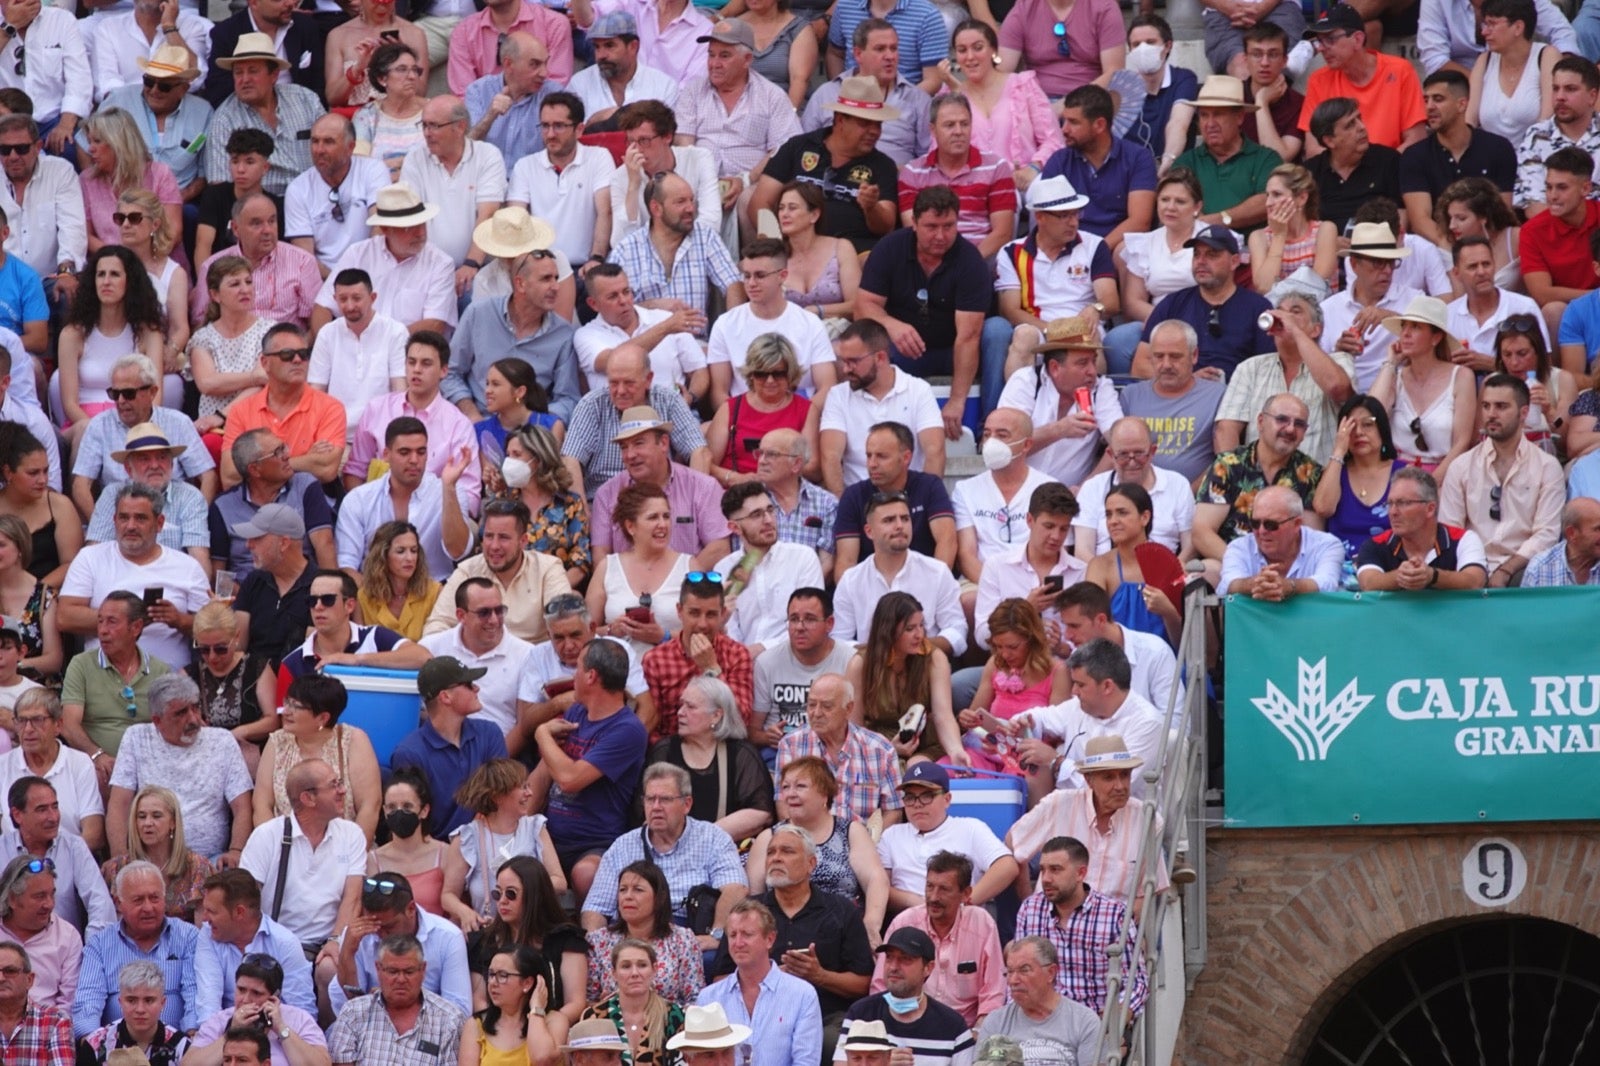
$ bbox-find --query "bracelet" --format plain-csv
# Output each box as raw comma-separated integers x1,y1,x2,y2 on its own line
462,258,484,270
90,749,106,761
1327,454,1344,464
160,24,178,33
1427,566,1439,588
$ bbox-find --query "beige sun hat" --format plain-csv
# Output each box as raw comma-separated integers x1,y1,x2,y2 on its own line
217,32,291,71
1381,295,1460,349
1339,221,1412,260
1186,74,1259,110
136,45,202,81
665,1003,752,1051
472,206,556,260
366,183,439,227
827,76,902,122
1074,733,1145,774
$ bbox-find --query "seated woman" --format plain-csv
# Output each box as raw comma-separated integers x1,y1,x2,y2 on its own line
1107,169,1209,374
1369,296,1476,482
998,0,1126,102
493,429,590,590
100,785,213,922
1247,165,1338,293
588,485,688,661
186,601,275,772
845,591,966,767
737,0,820,109
1084,483,1181,645
778,182,859,325
1494,313,1573,456
1465,0,1557,145
579,940,685,1066
959,598,1071,770
0,427,80,591
646,677,775,844
442,758,567,932
1436,178,1521,291
705,334,819,487
459,944,564,1066
253,673,383,841
53,246,171,438
1313,396,1408,567
354,520,440,640
368,768,450,917
469,855,588,1022
584,860,704,1006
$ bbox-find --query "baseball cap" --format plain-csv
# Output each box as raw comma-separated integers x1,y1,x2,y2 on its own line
874,927,935,961
1183,224,1240,254
230,503,306,539
899,762,950,792
417,656,488,701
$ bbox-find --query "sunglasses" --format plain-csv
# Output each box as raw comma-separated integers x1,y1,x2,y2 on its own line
121,684,138,718
1410,416,1430,453
468,605,508,620
363,876,403,896
1489,484,1502,522
240,952,283,974
747,369,787,382
1053,20,1070,57
1497,314,1539,336
489,886,520,902
143,76,181,92
1207,306,1222,339
269,347,312,362
1249,516,1292,532
685,571,724,585
328,186,345,225
107,386,152,401
869,490,909,509
309,593,344,608
0,142,32,156
112,212,147,226
194,643,232,656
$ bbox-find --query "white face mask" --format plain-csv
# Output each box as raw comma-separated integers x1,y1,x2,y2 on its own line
501,457,532,489
1128,41,1165,75
982,435,1017,472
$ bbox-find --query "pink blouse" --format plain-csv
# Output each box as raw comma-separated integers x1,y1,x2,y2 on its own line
950,71,1066,171
81,162,182,248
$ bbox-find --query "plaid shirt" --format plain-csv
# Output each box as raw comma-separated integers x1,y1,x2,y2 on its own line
205,85,326,196
560,384,708,492
643,634,755,741
326,990,466,1066
582,817,747,921
776,724,904,824
610,222,740,320
773,481,839,556
1014,887,1148,1016
1521,541,1600,587
0,1002,71,1066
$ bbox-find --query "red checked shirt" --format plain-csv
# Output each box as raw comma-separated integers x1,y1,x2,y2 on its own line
897,146,1018,242
0,1002,72,1066
642,633,754,741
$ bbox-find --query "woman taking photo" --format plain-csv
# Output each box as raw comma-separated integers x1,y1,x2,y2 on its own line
355,520,440,640
1084,483,1181,645
736,0,819,109
745,757,887,937
116,188,191,366
54,246,170,438
579,941,684,1066
1436,178,1522,291
588,485,688,660
101,785,214,921
353,42,428,179
845,592,965,767
1494,312,1573,455
583,860,703,1006
495,431,590,589
646,677,775,843
1369,296,1476,481
459,944,563,1066
470,856,588,1021
79,108,183,253
186,601,274,771
1107,169,1208,374
1314,396,1408,563
705,334,819,486
369,768,449,917
0,514,62,678
477,359,556,454
253,673,383,841
1247,165,1338,292
0,428,79,590
188,256,272,438
442,758,567,932
778,182,859,324
937,20,1064,191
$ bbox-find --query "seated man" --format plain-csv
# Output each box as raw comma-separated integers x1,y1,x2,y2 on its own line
0,941,70,1059
694,902,822,1066
329,872,471,1014
1119,321,1227,483
1056,582,1183,710
1171,75,1280,232
513,594,653,755
997,326,1121,489
609,173,742,330
952,409,1054,608
560,14,679,126
529,639,650,898
1521,497,1600,587
833,423,956,576
73,862,199,1038
714,484,826,656
279,570,430,681
1,778,114,937
187,953,329,1066
833,927,974,1063
344,330,480,499
1006,736,1170,907
1439,373,1564,586
210,432,336,579
641,576,755,740
706,241,836,409
1557,231,1600,376
1073,419,1195,561
1521,147,1600,338
1193,393,1324,569
775,674,904,827
580,764,747,948
591,407,728,569
802,21,930,167
285,116,391,274
335,417,476,578
820,320,945,497
606,102,721,252
0,853,83,1011
575,264,708,398
1218,485,1344,598
1448,238,1549,370
191,128,277,269
1298,5,1426,156
871,852,1006,1030
58,595,172,782
463,34,558,172
832,492,966,657
390,657,508,838
424,499,574,645
107,675,253,862
1039,87,1156,253
310,185,458,340
1129,226,1274,382
1319,222,1420,390
219,324,349,490
561,345,712,496
897,95,1015,261
419,579,535,751
876,763,1017,913
972,483,1086,653
758,430,839,577
752,590,856,754
325,934,466,1065
306,269,408,436
191,196,323,330
1201,0,1306,82
1513,54,1600,216
1356,467,1489,590
84,423,211,571
194,868,316,1018
1302,99,1403,235
1400,70,1517,245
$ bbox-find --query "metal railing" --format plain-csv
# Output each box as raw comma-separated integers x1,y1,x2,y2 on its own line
1093,571,1216,1066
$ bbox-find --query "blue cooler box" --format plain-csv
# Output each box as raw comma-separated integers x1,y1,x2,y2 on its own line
947,767,1027,839
323,666,422,770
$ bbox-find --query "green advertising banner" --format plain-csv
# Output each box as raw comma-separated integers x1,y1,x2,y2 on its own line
1223,589,1600,827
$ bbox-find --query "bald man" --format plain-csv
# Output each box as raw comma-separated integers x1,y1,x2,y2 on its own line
465,33,556,163
286,113,391,274
1518,496,1600,587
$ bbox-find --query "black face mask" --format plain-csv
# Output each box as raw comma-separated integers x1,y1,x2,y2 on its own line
385,809,421,838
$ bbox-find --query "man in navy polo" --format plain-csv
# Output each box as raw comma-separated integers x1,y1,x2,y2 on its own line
1039,85,1157,253
1129,225,1273,381
857,185,991,441
389,656,507,838
831,421,956,576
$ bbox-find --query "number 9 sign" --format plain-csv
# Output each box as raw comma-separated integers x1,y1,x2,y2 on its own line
1462,838,1527,908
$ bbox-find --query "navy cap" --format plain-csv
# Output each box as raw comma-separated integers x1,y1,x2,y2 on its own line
1302,4,1364,38
1183,224,1240,254
899,761,950,791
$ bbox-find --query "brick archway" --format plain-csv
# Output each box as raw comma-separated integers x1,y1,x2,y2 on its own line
1178,826,1600,1065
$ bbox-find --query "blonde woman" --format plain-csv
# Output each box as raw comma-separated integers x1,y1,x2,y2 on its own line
79,108,182,253
1369,295,1477,482
101,786,215,921
1247,164,1338,292
116,189,191,366
355,520,440,640
705,334,818,486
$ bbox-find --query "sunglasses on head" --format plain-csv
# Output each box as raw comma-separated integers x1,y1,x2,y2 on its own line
1497,314,1539,336
309,592,344,608
112,212,147,226
240,952,283,974
107,386,151,402
685,571,723,585
269,347,312,362
363,876,403,896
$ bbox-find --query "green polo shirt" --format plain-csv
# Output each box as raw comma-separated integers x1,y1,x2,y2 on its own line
1173,138,1282,223
60,647,170,756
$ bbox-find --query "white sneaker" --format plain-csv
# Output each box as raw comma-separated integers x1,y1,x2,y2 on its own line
1287,40,1314,81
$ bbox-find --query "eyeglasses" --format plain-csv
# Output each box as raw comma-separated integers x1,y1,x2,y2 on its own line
643,793,689,806
1489,484,1502,522
1498,314,1539,336
734,504,777,522
1311,31,1348,50
1266,412,1310,431
489,886,520,902
268,347,313,362
469,605,508,620
240,952,283,974
309,593,344,608
421,119,463,131
1409,416,1430,453
142,77,180,92
0,964,24,977
752,449,798,461
121,684,138,717
1249,516,1294,532
0,143,32,156
15,714,50,729
740,268,782,282
327,187,345,225
486,969,522,982
194,643,232,656
1388,497,1428,508
1110,449,1152,463
1052,20,1070,57
1207,306,1222,338
685,571,724,585
902,789,946,807
107,386,152,401
377,965,422,978
112,211,147,226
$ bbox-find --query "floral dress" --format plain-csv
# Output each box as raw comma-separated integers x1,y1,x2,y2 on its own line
581,996,686,1066
586,926,705,1005
526,490,592,578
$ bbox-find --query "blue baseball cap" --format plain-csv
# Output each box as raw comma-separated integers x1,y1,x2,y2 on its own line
899,761,950,792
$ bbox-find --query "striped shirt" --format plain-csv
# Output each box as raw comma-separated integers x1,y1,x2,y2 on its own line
204,85,326,196
1013,888,1147,1016
72,918,200,1037
560,384,709,494
897,147,1018,242
826,0,947,79
674,72,803,180
830,992,977,1066
609,222,740,324
192,242,324,329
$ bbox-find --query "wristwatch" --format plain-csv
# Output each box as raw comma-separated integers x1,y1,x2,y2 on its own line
278,1024,292,1041
1220,210,1234,227
703,666,722,679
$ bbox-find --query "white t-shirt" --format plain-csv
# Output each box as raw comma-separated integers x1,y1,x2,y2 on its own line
1073,466,1196,555
419,627,535,741
108,724,254,858
819,368,943,485
706,302,835,398
876,815,1012,894
573,306,707,388
712,541,826,648
505,144,618,268
240,814,366,944
951,466,1060,560
60,544,211,666
307,313,410,433
516,636,646,702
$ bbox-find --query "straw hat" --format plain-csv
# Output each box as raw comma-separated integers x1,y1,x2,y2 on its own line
136,45,201,82
1074,733,1145,774
559,1019,631,1054
1339,221,1411,260
1038,310,1103,353
217,32,291,71
665,1004,752,1050
1381,295,1459,349
473,206,555,260
612,406,670,443
110,422,184,463
1186,74,1259,110
1026,175,1089,213
827,76,902,122
366,183,439,227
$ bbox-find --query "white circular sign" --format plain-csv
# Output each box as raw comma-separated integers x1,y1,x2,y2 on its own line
1462,838,1527,908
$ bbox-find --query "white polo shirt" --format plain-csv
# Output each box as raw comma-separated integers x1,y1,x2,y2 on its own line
1320,283,1422,392
1073,466,1196,556
995,231,1112,321
315,237,460,332
972,544,1087,649
506,143,617,268
419,626,535,741
400,141,509,266
707,302,835,397
819,367,943,485
283,156,391,270
573,306,707,388
516,636,647,701
997,369,1122,489
1025,690,1166,799
1446,288,1549,357
240,814,366,945
877,815,1012,894
307,312,410,433
1121,626,1184,712
951,466,1060,561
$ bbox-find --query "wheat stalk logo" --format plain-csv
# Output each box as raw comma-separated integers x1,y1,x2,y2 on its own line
1250,657,1373,761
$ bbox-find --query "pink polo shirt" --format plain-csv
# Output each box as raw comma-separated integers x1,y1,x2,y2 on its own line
871,903,1007,1027
447,2,575,94
0,914,82,1010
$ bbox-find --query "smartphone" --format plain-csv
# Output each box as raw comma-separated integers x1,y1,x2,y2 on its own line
1042,574,1064,595
379,28,400,41
624,604,654,625
143,587,163,608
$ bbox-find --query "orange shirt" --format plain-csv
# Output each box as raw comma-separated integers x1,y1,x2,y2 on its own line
221,387,347,464
1298,51,1427,150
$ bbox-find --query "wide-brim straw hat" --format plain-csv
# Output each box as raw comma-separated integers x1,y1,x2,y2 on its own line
1037,310,1103,353
1381,295,1460,350
1186,74,1258,110
137,45,201,81
110,422,184,463
473,206,555,260
1339,221,1411,260
665,1004,752,1050
217,32,291,71
827,75,902,122
1074,733,1145,774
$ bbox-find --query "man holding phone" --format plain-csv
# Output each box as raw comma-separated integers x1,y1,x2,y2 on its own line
970,484,1086,655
